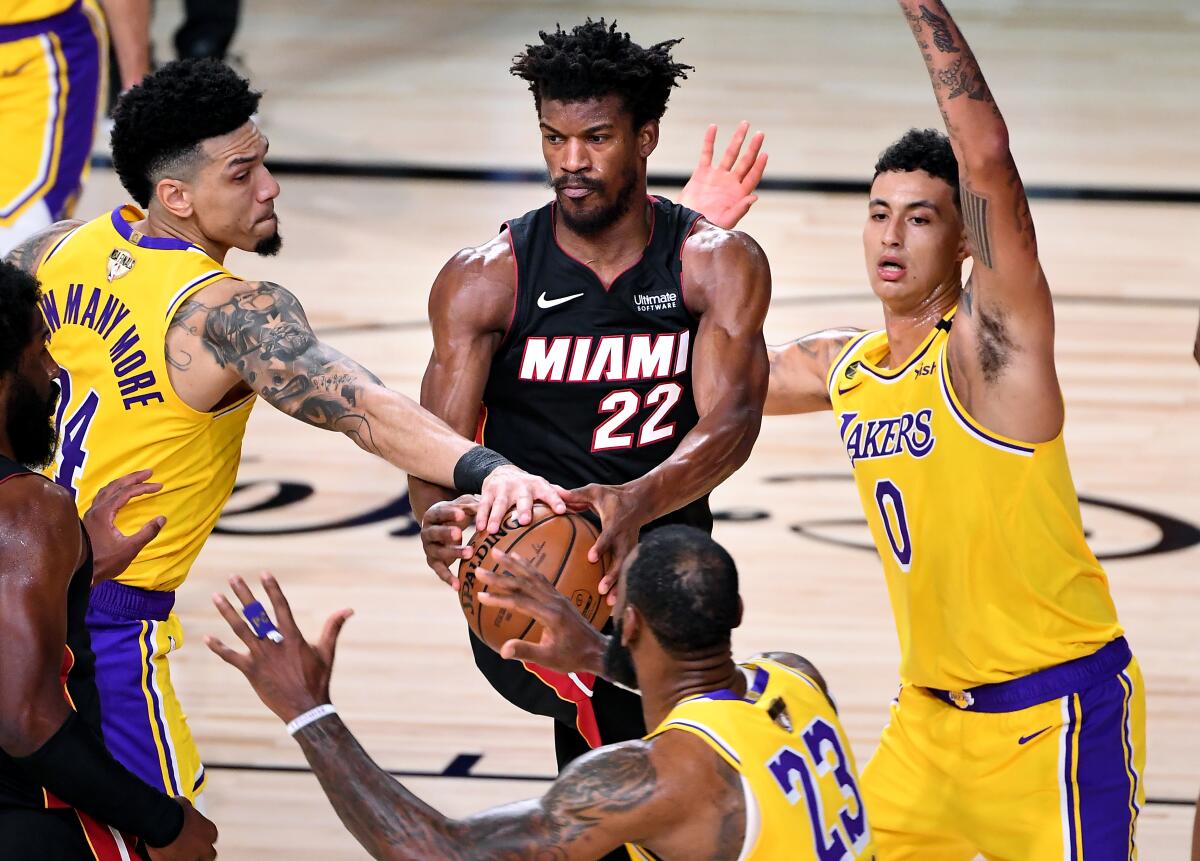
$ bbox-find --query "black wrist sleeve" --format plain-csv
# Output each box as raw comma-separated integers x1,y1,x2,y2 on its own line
452,445,512,494
15,711,186,847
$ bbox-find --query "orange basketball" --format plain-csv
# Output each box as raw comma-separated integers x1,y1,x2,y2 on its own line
458,504,610,653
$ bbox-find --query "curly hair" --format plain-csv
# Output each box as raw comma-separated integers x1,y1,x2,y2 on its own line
874,127,961,209
111,59,261,207
510,19,692,129
0,261,41,377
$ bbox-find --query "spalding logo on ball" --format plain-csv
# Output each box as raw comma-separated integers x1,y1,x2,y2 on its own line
458,504,611,652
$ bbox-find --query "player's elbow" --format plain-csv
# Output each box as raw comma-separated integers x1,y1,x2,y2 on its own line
0,704,62,758
960,130,1012,174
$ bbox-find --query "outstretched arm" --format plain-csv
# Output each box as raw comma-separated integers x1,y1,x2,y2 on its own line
206,576,700,861
899,0,1061,439
765,328,862,415
178,278,564,531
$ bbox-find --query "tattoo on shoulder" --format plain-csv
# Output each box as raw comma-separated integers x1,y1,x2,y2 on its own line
3,222,79,274
960,184,993,269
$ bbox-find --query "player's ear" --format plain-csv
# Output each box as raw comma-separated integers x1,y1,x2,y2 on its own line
621,604,641,645
734,596,744,630
156,178,194,220
637,119,659,159
956,219,970,263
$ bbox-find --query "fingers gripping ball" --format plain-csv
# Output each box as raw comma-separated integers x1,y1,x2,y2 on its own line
459,505,610,652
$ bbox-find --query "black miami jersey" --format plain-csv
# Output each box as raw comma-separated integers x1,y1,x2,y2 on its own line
481,194,711,532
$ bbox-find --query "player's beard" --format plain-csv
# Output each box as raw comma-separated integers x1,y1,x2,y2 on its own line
6,372,59,469
602,617,639,690
255,228,283,257
552,166,639,237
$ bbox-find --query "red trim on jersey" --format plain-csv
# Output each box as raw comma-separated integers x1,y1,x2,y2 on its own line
75,808,141,861
523,662,603,748
549,196,658,292
499,225,520,346
474,404,488,445
677,214,705,316
0,471,39,489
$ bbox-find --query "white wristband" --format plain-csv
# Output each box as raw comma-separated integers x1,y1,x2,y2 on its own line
286,704,337,736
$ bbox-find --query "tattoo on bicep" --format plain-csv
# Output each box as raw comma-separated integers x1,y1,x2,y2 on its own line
920,4,960,53
710,761,747,861
961,275,975,317
197,281,384,447
165,298,206,370
960,185,993,269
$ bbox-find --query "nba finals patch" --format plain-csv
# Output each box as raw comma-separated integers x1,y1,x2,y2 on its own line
107,248,136,282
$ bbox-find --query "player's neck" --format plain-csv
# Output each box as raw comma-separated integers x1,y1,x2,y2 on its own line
137,209,231,263
878,278,961,368
640,650,744,729
553,198,652,281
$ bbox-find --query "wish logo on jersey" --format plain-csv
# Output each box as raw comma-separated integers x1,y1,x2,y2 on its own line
838,409,935,465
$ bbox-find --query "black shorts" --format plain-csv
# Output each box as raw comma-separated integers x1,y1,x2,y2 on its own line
469,628,646,769
0,806,149,860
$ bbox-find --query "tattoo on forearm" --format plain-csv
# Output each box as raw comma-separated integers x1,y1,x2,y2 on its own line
920,4,960,53
175,281,384,451
960,185,993,269
297,717,659,861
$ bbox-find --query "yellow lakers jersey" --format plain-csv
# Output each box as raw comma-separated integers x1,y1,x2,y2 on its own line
0,0,74,25
628,658,873,861
37,205,254,591
827,309,1121,690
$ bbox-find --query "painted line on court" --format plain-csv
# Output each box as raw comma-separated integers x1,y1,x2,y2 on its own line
87,155,1200,205
201,759,1196,807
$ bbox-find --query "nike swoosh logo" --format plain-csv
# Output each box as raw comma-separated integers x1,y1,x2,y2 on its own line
1,60,33,78
537,291,584,309
837,384,862,396
1018,726,1052,745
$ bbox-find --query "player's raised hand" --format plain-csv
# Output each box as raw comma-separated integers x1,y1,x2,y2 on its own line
205,573,353,723
83,468,166,584
477,465,567,534
421,495,480,589
146,797,218,861
478,550,608,675
563,483,643,603
679,121,768,230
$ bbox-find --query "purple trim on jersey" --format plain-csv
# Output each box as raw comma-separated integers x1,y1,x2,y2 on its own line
827,330,875,394
857,329,941,381
109,208,196,251
938,356,1036,455
691,665,771,703
41,4,100,220
1075,669,1141,858
140,622,182,796
0,0,81,42
925,637,1131,713
1064,695,1080,861
42,224,78,263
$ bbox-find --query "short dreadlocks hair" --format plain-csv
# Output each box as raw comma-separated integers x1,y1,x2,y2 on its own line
0,261,41,378
510,19,692,130
873,128,961,210
111,59,261,207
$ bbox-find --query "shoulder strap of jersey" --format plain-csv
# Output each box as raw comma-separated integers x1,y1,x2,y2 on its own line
825,329,878,396
498,201,553,347
645,711,744,773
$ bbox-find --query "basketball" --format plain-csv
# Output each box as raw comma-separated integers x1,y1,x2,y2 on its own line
458,505,611,652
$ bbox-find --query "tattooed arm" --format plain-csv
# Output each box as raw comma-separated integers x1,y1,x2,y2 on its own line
899,1,1061,441
292,722,692,861
2,220,83,274
764,328,861,415
170,278,488,489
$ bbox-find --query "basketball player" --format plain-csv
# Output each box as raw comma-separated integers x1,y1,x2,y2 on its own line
4,59,567,810
763,2,1142,856
0,261,216,860
208,526,873,860
412,22,770,797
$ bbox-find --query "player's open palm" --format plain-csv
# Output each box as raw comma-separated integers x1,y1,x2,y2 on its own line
477,550,607,674
83,468,167,584
146,797,217,861
680,121,767,230
205,573,353,723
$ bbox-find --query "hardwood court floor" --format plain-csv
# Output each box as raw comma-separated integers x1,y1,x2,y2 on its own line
67,0,1200,856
